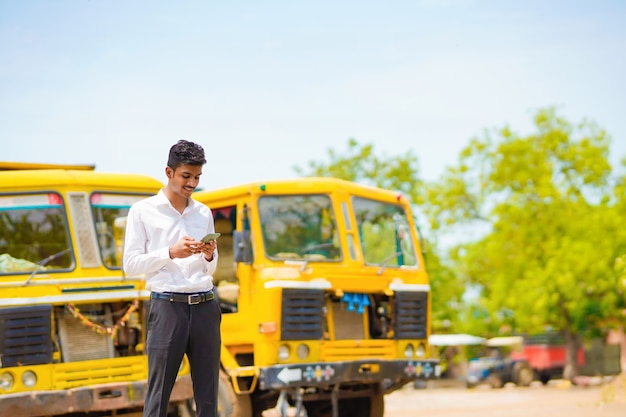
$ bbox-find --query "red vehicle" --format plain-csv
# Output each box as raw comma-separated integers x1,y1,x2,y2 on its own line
509,335,584,384
503,335,585,384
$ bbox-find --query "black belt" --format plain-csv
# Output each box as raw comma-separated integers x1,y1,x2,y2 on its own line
151,291,214,305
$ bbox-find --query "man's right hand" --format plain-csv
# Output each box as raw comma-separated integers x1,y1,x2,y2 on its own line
168,236,202,259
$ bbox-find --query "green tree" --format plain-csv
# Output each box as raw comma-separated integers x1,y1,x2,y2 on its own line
294,138,465,331
423,107,626,378
294,138,422,202
611,157,626,326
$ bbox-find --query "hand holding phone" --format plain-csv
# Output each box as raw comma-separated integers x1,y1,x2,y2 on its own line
201,233,221,243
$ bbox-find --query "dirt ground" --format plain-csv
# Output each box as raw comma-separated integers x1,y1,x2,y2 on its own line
384,374,626,417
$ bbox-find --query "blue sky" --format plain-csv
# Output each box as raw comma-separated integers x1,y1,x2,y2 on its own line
1,1,625,189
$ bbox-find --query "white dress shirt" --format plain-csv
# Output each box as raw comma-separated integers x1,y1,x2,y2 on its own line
123,189,218,293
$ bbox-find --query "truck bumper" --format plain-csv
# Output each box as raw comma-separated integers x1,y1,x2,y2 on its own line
258,359,440,390
0,375,193,417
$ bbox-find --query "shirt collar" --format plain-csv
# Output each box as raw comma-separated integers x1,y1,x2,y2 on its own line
156,188,195,212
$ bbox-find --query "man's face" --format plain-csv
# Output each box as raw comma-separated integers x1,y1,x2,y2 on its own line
167,164,203,198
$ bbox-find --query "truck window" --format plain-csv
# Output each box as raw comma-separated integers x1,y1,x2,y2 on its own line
258,194,341,261
352,196,418,267
90,193,151,268
0,192,73,274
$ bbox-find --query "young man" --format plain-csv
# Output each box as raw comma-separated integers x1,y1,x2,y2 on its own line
123,140,221,417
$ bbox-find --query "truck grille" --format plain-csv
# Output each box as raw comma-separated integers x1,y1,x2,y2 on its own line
393,291,428,339
281,289,324,340
56,304,115,362
53,356,144,389
0,305,52,367
321,339,395,361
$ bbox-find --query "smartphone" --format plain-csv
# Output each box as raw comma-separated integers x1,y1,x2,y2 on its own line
200,233,221,243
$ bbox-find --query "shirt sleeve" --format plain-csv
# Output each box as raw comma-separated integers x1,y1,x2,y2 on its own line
122,204,171,277
199,204,218,274
202,248,219,273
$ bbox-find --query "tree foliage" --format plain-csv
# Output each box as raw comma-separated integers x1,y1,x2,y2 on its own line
293,138,423,204
294,110,626,379
423,107,626,375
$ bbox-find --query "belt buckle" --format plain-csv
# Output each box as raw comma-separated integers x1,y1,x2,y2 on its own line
187,294,201,305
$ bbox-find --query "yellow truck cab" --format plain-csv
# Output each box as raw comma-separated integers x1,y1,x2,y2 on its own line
0,162,193,416
193,177,439,417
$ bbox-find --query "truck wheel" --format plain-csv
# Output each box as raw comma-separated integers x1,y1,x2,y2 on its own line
513,363,534,387
218,369,252,417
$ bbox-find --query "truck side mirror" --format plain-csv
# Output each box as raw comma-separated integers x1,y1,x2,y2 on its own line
233,230,252,263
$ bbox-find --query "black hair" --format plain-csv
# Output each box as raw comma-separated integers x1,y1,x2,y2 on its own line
167,140,207,170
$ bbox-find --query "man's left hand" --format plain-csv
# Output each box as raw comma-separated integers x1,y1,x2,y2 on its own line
198,239,217,261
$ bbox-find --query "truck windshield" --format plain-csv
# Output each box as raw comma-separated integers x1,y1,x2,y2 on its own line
259,194,341,261
0,192,73,274
352,196,418,267
91,193,151,269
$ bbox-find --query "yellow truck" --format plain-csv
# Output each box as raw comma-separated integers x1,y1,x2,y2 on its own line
0,162,194,416
194,177,439,417
0,164,438,417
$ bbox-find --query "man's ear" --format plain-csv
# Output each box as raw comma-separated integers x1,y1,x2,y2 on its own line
165,166,173,179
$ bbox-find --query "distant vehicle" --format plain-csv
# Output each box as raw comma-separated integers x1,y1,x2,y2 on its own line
466,337,534,388
509,334,578,384
422,333,487,389
466,334,621,388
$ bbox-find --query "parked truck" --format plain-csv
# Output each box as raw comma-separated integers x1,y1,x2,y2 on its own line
192,177,440,416
0,162,195,416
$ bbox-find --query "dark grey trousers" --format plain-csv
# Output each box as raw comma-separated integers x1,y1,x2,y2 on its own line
143,296,221,417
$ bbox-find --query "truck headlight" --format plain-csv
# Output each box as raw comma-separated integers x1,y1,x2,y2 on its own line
0,372,14,391
296,344,310,360
22,371,37,388
416,343,425,358
404,343,415,358
278,344,290,361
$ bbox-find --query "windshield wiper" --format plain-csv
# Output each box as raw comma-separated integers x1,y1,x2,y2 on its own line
23,248,71,286
376,251,402,275
301,242,335,254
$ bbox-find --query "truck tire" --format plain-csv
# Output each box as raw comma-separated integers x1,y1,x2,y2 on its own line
218,369,252,417
512,362,534,387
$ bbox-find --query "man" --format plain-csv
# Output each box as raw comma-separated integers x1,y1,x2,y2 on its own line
123,140,220,417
